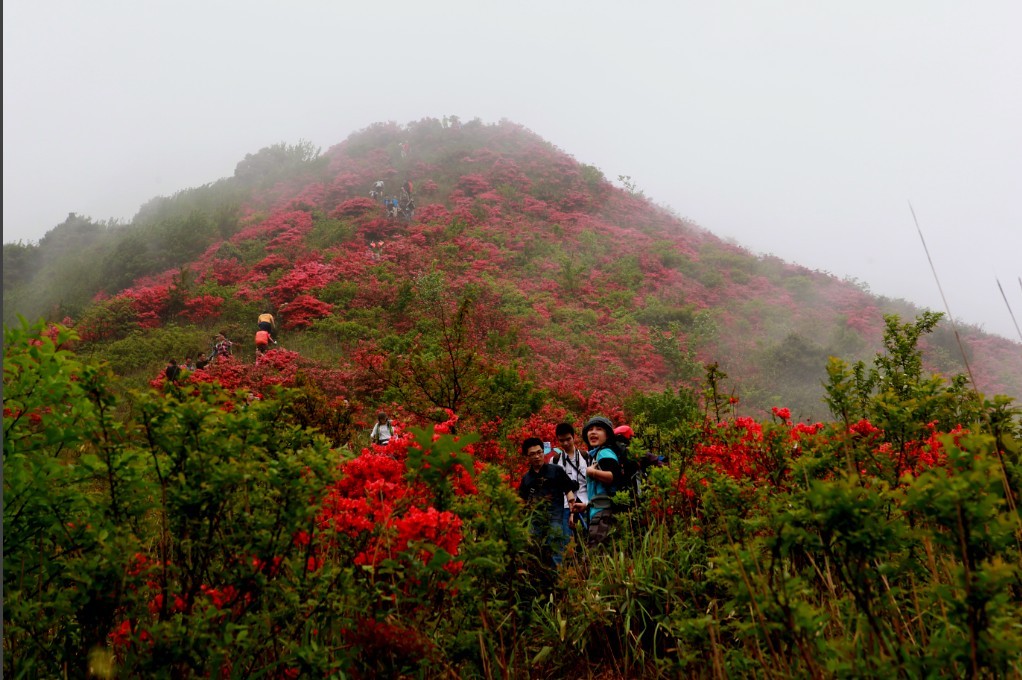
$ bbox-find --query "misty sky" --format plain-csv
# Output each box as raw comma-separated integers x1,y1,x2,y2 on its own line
4,1,1021,340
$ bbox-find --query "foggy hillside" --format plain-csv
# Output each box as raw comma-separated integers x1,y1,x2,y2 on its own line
4,118,1021,420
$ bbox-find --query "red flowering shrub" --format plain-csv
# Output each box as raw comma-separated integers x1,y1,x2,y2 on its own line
693,416,791,485
268,260,338,306
231,210,313,245
115,284,172,329
414,203,450,224
323,171,363,206
331,197,379,219
455,174,491,197
210,258,247,285
281,294,333,329
253,253,290,273
178,295,224,322
771,406,791,423
850,418,882,438
489,157,531,191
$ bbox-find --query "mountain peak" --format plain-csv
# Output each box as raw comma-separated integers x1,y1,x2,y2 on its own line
5,117,1021,422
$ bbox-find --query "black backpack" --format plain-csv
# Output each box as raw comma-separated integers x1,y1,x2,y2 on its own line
614,448,644,510
586,442,643,511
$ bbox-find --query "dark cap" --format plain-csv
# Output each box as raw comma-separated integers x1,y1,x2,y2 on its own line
582,416,615,441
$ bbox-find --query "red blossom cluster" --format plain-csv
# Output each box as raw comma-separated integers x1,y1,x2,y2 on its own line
771,406,791,422
330,196,379,219
230,210,314,247
315,430,467,576
267,259,338,306
254,253,290,273
454,174,491,197
178,294,224,322
695,417,779,482
114,284,172,328
280,294,333,329
209,258,248,285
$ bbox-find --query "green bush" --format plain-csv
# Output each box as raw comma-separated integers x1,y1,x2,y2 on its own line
5,318,1021,678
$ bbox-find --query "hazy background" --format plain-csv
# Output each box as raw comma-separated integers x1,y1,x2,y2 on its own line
4,1,1020,340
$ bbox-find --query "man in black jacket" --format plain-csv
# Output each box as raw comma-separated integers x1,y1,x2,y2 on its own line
518,437,579,566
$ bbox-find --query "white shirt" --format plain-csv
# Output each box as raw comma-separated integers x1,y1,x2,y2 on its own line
370,421,394,444
552,447,588,507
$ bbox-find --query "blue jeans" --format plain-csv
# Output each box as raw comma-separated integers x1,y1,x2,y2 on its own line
550,507,572,566
532,508,572,567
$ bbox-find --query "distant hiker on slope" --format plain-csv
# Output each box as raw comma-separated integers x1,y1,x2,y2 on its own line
257,311,276,340
402,197,416,220
165,358,182,384
211,333,233,362
255,329,276,355
370,411,396,446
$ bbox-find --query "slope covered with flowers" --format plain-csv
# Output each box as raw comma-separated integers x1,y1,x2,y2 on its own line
62,117,1021,432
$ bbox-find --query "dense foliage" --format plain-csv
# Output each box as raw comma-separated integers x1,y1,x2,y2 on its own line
5,316,1020,677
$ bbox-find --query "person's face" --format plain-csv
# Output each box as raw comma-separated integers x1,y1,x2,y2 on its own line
378,414,387,423
557,433,575,452
587,427,608,448
525,445,545,471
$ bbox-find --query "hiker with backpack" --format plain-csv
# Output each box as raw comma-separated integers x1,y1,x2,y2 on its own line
518,437,580,567
402,196,416,220
384,196,399,218
255,328,276,355
257,311,276,339
616,424,669,475
211,333,233,362
164,358,182,385
554,422,590,541
569,416,625,547
370,411,396,447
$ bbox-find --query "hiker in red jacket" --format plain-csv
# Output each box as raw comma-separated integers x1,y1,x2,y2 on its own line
255,329,276,355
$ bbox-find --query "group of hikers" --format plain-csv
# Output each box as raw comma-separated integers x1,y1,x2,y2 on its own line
369,178,416,220
517,417,643,566
163,313,279,385
366,411,661,567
